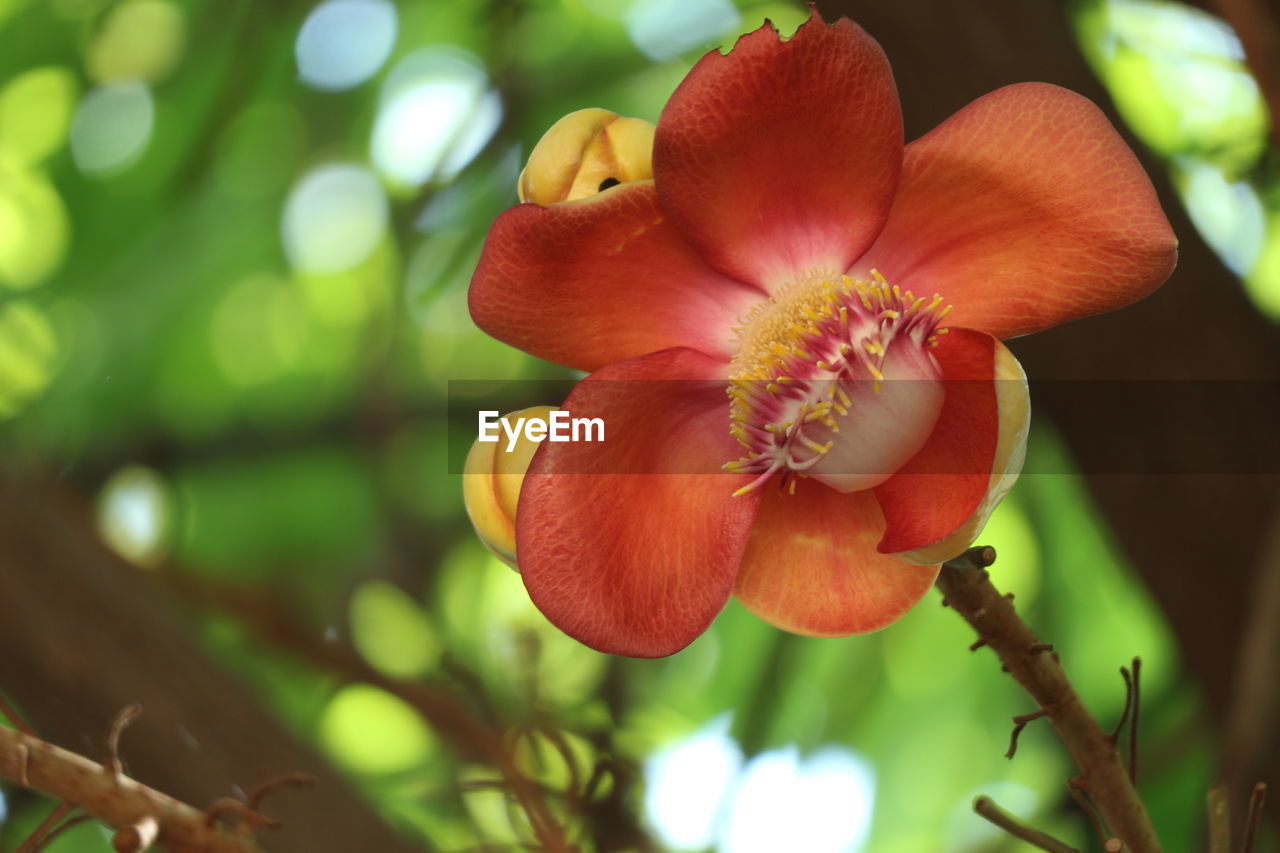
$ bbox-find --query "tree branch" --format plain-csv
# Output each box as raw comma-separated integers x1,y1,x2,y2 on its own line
0,724,265,853
161,572,576,853
937,547,1161,852
972,795,1080,853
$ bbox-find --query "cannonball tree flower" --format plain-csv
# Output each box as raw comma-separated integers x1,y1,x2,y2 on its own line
466,11,1176,657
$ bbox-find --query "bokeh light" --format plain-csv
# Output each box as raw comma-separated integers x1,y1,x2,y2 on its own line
1176,158,1266,276
624,0,741,61
86,0,187,84
719,746,876,853
0,300,58,418
69,82,155,175
643,715,743,850
370,48,502,190
296,0,398,92
97,465,172,568
349,580,441,679
0,165,69,289
320,684,435,775
0,66,78,167
282,163,388,274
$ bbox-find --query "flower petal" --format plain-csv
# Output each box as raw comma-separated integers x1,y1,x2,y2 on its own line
874,328,1029,559
517,347,760,657
653,10,903,291
732,483,938,636
858,83,1176,339
470,182,762,372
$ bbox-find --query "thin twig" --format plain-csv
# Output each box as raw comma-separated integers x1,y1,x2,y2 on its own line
1241,782,1267,853
1067,777,1109,844
1006,710,1048,759
1207,783,1231,853
106,703,142,785
1110,667,1135,745
938,548,1160,852
0,691,37,737
1128,658,1141,787
164,572,577,853
17,801,76,853
205,797,279,831
36,815,92,852
246,772,315,814
972,795,1080,853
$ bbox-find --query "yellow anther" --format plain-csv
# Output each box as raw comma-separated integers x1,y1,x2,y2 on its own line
799,435,832,455
518,108,655,205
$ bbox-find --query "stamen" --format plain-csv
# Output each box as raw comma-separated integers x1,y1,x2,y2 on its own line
725,269,951,496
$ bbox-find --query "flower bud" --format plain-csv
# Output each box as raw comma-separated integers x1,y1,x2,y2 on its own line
518,108,655,205
462,406,557,569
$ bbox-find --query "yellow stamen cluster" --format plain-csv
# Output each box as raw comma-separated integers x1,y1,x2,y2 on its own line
725,271,951,496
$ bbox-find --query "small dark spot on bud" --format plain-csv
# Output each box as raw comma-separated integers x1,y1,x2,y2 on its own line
598,177,621,192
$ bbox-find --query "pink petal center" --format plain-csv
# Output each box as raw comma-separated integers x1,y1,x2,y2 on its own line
726,272,950,494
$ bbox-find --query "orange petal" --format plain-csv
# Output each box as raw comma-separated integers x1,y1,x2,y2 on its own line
733,483,938,636
654,10,902,291
517,348,760,657
874,328,1029,560
470,181,762,372
858,83,1177,339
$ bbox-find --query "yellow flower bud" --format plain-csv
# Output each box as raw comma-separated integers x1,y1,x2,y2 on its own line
518,108,655,205
462,406,557,569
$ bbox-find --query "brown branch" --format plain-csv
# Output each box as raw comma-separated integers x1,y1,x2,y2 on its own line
938,547,1161,852
114,815,160,853
163,572,576,853
972,795,1080,853
1208,783,1231,853
1241,782,1267,853
0,724,265,853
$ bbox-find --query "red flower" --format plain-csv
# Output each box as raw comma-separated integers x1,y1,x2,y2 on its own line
468,11,1176,657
